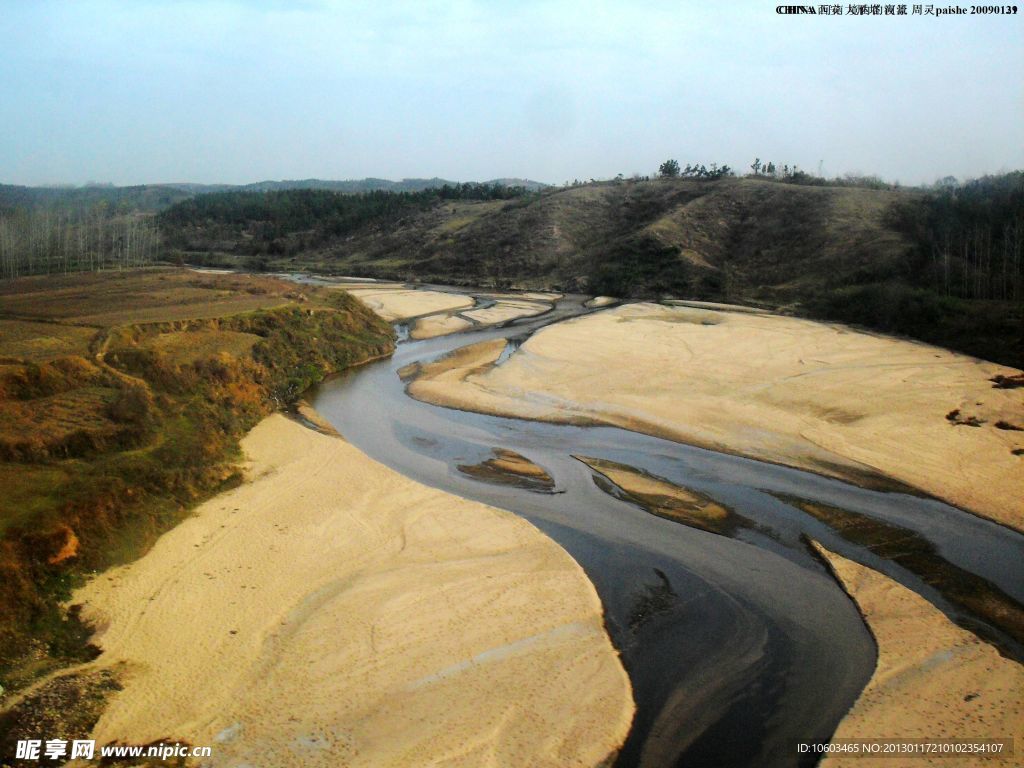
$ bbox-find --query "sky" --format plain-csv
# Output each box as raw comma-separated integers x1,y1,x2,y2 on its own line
1,0,1021,187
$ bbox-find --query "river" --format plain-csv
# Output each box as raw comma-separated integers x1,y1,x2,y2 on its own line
308,290,1024,768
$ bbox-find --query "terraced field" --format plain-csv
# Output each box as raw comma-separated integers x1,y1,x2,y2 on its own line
0,269,393,720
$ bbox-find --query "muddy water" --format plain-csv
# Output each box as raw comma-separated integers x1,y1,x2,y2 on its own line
310,293,1024,768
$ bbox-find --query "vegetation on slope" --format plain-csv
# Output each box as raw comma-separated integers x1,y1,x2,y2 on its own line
166,176,547,195
0,270,393,695
158,183,531,268
0,208,161,281
0,180,536,281
4,170,1020,367
155,173,1022,368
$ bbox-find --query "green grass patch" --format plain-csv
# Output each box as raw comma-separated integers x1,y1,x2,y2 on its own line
0,465,72,537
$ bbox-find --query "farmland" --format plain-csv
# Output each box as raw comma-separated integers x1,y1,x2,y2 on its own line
0,269,393,704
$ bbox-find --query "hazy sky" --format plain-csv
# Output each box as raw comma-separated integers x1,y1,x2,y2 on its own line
1,0,1021,186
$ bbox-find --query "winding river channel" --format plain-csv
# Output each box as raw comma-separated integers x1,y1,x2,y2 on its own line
309,289,1024,768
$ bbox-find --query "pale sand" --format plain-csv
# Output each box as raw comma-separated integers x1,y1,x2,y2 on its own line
476,291,563,303
330,282,407,293
487,449,554,481
585,296,619,308
459,449,556,492
410,313,474,340
576,456,731,529
513,292,562,302
407,303,1023,530
345,288,474,321
74,414,633,767
461,299,550,325
410,299,552,340
812,543,1023,767
293,399,341,436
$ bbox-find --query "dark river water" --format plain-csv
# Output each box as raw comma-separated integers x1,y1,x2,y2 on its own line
308,290,1024,768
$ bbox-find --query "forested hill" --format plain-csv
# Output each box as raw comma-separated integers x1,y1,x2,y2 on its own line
166,176,548,194
0,177,548,213
1,173,1020,367
158,183,529,265
158,173,1024,368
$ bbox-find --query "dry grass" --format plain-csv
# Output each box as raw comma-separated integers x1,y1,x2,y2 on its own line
0,386,120,448
0,267,395,692
141,329,261,366
0,320,96,362
71,296,291,326
0,269,300,326
431,200,507,234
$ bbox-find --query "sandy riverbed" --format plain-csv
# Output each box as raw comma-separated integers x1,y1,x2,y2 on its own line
406,302,1023,530
461,299,550,325
74,414,633,767
812,543,1023,767
410,297,555,340
343,287,474,321
410,313,475,339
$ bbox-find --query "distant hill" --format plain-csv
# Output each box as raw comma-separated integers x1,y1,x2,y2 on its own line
0,177,549,214
2,173,1020,366
170,177,550,194
158,174,1024,368
0,183,193,213
158,176,925,295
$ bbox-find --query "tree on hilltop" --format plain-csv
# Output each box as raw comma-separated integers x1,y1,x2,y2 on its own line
659,159,681,178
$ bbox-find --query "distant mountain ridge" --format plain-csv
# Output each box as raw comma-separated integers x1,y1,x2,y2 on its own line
165,177,548,194
0,177,549,212
0,182,194,213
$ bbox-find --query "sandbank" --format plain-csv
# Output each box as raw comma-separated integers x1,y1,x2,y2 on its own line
575,456,743,535
73,414,633,767
409,298,553,340
410,313,474,339
462,299,550,325
812,543,1023,767
458,449,556,492
344,287,474,320
406,303,1023,530
507,291,563,302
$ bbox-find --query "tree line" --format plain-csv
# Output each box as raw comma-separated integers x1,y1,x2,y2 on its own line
746,158,898,190
905,171,1024,302
658,159,733,179
0,206,161,280
158,184,528,258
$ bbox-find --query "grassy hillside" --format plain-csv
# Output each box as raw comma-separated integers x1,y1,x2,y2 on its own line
0,270,393,698
158,177,914,287
161,175,1024,368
